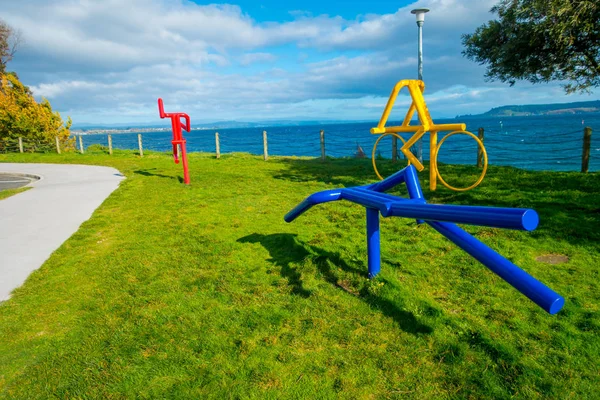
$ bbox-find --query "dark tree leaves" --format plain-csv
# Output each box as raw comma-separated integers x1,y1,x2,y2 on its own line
462,0,600,93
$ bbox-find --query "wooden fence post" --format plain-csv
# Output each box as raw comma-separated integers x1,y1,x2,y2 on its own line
263,130,268,161
18,137,23,153
392,136,397,163
138,134,144,157
582,127,592,173
108,134,113,155
320,130,326,161
215,132,220,159
79,135,84,154
55,136,61,154
477,127,485,168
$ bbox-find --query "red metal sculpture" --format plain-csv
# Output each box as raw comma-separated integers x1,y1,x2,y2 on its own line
158,98,191,184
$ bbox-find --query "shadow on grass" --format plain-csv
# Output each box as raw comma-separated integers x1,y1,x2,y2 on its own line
272,158,600,245
134,169,183,183
238,233,311,298
238,232,433,335
272,157,378,188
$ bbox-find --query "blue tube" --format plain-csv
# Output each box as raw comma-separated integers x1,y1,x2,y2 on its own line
367,207,381,278
368,166,409,193
350,187,423,205
284,189,342,222
365,165,426,224
388,203,539,230
342,189,393,216
404,165,426,224
428,221,564,314
403,165,425,201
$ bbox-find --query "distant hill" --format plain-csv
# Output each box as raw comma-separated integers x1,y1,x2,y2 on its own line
457,100,600,118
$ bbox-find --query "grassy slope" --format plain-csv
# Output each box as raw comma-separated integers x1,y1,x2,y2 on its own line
0,149,598,399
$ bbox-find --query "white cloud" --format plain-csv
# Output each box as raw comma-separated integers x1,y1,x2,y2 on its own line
3,0,495,71
239,53,278,66
3,0,597,124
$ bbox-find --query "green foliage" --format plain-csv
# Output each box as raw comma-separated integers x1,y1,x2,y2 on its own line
0,72,73,152
0,151,598,398
462,0,600,93
86,144,110,153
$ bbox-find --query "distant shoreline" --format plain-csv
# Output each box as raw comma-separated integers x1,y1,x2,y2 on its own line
73,106,600,135
457,100,600,119
72,127,214,135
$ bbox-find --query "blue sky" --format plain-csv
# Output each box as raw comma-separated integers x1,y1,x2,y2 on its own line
3,0,598,125
214,0,411,20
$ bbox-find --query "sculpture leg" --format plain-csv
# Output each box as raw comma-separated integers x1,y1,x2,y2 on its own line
180,142,190,185
367,208,381,278
173,143,179,164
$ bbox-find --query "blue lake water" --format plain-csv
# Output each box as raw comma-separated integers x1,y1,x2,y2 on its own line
81,113,599,172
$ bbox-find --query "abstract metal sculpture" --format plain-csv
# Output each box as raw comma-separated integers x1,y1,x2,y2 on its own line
285,165,564,314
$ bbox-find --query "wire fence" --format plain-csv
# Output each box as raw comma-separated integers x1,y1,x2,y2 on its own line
0,137,63,154
2,123,598,173
479,126,594,171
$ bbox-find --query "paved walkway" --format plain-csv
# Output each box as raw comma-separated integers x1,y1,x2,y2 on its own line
0,163,124,301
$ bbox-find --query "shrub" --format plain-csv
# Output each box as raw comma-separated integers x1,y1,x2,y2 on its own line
0,72,74,152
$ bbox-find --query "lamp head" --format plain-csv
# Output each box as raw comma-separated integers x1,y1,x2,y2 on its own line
411,8,430,23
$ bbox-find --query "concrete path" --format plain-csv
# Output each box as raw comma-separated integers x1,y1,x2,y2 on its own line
0,163,124,301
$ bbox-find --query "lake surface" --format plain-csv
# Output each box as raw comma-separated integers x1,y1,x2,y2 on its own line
81,113,599,172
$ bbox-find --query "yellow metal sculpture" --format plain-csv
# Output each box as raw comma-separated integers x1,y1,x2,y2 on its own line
370,79,488,191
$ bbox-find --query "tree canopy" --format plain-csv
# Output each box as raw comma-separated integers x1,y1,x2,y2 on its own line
1,19,72,152
462,0,600,93
0,72,73,152
0,19,22,75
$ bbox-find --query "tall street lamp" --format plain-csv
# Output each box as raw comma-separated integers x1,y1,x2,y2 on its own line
411,8,429,81
411,8,429,163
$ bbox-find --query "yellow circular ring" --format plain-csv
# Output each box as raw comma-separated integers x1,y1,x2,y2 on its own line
371,132,410,180
433,130,488,192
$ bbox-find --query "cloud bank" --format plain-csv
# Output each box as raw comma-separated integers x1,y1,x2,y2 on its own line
3,0,597,124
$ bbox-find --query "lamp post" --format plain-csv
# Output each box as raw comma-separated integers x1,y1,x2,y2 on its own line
411,8,429,80
411,8,429,163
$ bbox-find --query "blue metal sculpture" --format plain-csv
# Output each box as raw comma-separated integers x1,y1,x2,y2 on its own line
285,165,564,315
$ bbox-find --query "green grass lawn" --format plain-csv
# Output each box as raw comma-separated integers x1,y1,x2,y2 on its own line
0,149,599,399
0,186,31,201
